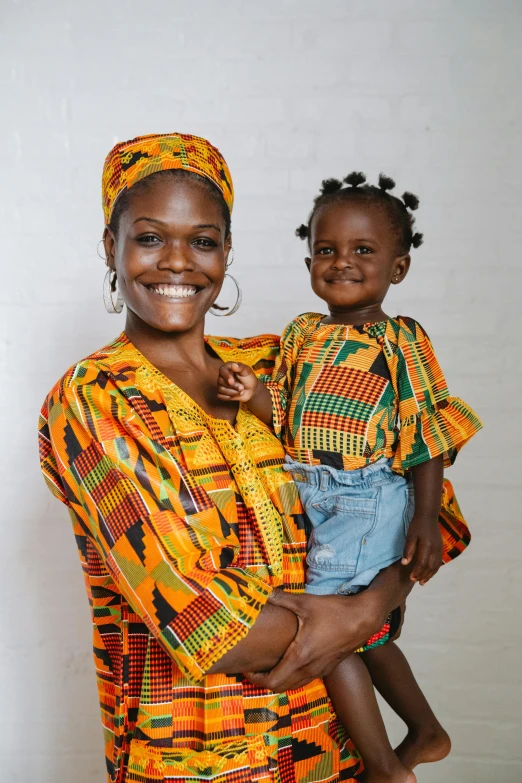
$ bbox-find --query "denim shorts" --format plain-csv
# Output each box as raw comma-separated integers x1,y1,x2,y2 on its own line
285,456,415,595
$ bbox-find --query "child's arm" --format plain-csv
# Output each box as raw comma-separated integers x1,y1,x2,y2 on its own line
401,454,444,586
217,362,274,425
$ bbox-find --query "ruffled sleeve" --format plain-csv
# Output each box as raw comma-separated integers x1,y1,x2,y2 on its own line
390,317,483,472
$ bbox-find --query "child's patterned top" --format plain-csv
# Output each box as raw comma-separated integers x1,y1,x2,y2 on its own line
265,313,482,473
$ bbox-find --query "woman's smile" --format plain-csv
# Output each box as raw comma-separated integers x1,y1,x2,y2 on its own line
144,282,202,299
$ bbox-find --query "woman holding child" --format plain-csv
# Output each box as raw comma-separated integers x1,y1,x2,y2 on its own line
39,133,480,783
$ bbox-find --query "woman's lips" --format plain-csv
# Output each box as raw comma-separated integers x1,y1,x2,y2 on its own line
145,283,200,299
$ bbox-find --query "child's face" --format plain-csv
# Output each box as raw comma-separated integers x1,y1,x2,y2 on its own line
306,200,410,315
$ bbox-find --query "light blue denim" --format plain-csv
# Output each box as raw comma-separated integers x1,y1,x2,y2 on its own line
285,456,415,595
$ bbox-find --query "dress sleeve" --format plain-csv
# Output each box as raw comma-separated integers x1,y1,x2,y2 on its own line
393,318,483,472
39,375,273,683
263,318,303,438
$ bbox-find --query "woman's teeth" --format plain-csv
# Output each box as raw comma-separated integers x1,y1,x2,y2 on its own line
148,284,198,298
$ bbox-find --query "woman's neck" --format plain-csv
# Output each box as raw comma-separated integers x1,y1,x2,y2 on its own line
124,313,211,374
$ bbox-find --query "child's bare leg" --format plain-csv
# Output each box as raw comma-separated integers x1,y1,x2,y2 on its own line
325,654,415,783
362,642,451,769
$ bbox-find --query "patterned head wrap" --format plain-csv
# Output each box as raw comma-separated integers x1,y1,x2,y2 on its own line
102,132,234,225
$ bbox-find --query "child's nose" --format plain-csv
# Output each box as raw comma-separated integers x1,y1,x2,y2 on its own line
332,251,354,269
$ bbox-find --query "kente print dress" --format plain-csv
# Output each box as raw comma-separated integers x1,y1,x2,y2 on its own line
40,333,388,783
265,313,482,561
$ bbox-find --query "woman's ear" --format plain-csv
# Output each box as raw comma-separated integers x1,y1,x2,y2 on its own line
103,226,116,271
305,257,312,272
391,254,411,284
225,233,232,260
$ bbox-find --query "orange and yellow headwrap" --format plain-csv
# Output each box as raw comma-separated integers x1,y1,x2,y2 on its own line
101,132,234,225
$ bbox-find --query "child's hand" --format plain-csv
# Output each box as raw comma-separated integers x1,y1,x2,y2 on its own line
217,362,259,402
401,517,443,586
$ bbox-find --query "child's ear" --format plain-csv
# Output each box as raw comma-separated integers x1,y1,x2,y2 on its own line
304,257,311,272
391,254,410,284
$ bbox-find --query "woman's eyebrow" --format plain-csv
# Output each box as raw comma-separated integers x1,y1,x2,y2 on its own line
132,216,167,226
195,223,221,233
132,218,221,233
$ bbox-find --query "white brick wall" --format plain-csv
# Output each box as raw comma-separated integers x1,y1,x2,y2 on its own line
2,1,521,780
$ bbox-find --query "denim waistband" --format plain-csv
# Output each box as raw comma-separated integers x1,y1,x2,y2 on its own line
284,455,396,488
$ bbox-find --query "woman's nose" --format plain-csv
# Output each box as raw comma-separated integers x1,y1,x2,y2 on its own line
157,242,194,271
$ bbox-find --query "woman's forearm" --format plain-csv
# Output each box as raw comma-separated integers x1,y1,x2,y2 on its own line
211,560,414,677
237,564,418,694
208,602,298,674
211,560,415,676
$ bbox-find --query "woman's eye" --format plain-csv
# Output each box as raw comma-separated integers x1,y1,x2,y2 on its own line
137,234,160,246
193,238,217,248
355,246,373,255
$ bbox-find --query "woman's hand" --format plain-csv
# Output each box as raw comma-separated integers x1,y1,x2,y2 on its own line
217,361,259,402
245,588,386,693
401,516,443,585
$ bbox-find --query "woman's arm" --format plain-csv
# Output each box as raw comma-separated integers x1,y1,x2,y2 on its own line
209,601,298,673
211,559,415,690
40,377,285,683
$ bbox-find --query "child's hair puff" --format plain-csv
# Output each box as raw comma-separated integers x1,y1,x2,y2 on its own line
297,171,424,253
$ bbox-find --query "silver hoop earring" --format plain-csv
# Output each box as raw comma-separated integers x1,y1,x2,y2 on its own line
210,273,242,317
97,239,107,261
103,269,124,314
225,247,235,270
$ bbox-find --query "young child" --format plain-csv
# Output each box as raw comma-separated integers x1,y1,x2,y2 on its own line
217,172,482,782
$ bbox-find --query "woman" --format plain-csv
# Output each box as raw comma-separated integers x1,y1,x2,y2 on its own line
39,133,466,783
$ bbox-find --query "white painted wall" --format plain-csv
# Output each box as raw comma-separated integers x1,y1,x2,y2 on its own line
1,1,521,780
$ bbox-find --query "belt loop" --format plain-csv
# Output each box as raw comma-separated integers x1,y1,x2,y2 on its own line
320,471,329,491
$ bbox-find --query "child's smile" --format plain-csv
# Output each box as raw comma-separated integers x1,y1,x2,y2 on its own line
305,200,410,325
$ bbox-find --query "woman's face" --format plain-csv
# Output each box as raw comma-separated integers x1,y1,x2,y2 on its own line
104,176,231,334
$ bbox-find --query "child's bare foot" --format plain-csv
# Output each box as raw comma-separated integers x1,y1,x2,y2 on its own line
362,760,416,782
395,724,451,769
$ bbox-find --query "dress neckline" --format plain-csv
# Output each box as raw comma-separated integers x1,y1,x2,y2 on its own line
306,313,396,336
118,332,243,429
316,314,392,328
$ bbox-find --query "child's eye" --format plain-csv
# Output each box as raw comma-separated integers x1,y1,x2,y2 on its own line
137,234,161,246
316,247,334,255
355,246,373,255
